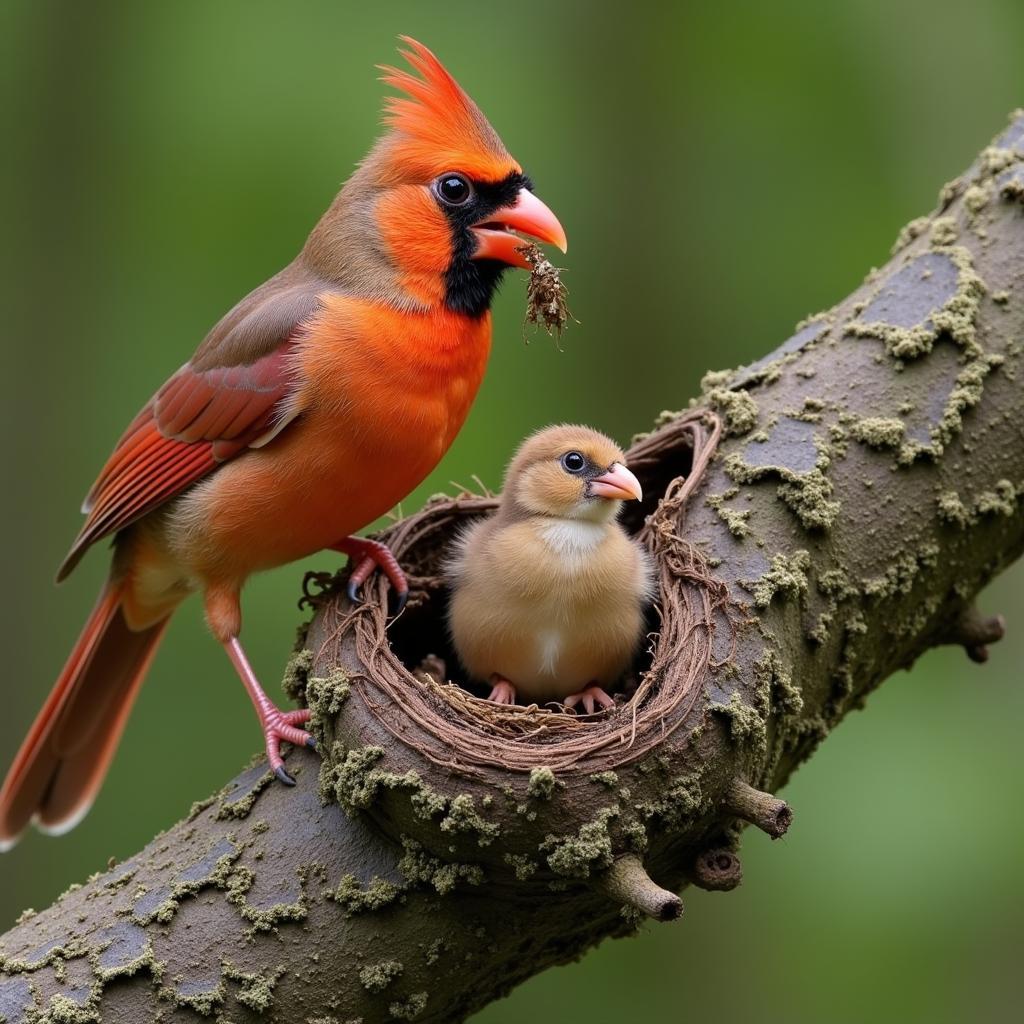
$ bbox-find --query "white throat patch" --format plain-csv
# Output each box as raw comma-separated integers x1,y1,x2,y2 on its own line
540,519,606,559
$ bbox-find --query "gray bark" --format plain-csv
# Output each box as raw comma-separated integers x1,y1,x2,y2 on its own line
1,114,1022,1024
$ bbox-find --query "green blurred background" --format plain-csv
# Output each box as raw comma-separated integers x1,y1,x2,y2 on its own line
1,2,1021,1021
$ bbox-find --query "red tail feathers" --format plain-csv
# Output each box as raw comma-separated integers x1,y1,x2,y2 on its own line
0,583,169,849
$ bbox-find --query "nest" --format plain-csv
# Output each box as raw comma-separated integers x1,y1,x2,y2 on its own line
309,410,739,778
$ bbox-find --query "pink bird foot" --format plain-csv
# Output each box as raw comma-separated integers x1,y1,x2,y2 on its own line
260,708,315,785
224,637,316,786
332,537,409,614
487,676,517,705
564,685,615,715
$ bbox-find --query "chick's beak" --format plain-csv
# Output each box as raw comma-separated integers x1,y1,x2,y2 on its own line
590,463,643,502
470,188,568,270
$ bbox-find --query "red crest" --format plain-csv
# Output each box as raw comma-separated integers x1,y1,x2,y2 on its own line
378,37,520,182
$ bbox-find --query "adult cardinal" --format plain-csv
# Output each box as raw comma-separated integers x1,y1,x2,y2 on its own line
0,38,566,847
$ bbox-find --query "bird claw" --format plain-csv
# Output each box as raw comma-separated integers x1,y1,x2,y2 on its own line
334,538,409,615
487,677,517,705
262,707,314,783
564,685,615,715
348,573,409,616
390,588,409,616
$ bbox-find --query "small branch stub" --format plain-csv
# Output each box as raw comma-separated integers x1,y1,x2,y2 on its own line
943,606,1006,663
596,855,683,922
690,848,743,892
725,780,793,839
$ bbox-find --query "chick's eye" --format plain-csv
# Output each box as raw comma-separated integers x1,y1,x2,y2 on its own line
561,451,586,474
434,174,472,206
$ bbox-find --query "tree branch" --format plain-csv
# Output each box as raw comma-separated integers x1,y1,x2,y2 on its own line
2,113,1022,1024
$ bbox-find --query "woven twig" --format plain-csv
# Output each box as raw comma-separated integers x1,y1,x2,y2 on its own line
314,409,739,776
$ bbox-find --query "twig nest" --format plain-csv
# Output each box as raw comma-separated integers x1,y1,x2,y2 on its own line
302,411,748,883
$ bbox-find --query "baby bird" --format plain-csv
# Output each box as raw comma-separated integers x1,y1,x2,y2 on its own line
447,425,653,712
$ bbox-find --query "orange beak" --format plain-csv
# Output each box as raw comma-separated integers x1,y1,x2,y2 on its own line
590,463,643,502
470,188,568,269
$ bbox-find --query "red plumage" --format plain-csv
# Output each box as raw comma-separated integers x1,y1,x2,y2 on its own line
0,37,566,846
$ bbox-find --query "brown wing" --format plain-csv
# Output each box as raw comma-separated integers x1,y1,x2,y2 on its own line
58,272,325,580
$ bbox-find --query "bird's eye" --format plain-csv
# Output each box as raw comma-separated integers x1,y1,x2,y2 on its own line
434,173,473,207
561,451,586,474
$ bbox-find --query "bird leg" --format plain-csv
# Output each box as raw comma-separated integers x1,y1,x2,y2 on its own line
223,636,315,786
564,685,616,715
487,675,517,705
331,537,409,613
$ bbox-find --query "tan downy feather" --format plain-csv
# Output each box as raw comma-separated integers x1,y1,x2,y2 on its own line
447,425,653,702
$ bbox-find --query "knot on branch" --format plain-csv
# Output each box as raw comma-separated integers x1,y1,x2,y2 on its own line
942,605,1006,663
689,847,743,891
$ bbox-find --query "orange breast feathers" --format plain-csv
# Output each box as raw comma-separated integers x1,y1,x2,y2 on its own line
168,293,492,580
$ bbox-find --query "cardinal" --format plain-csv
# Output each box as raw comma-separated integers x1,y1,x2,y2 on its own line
0,38,566,847
447,425,652,712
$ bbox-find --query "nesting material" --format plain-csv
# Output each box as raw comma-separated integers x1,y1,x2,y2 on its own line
519,243,573,338
310,410,736,777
